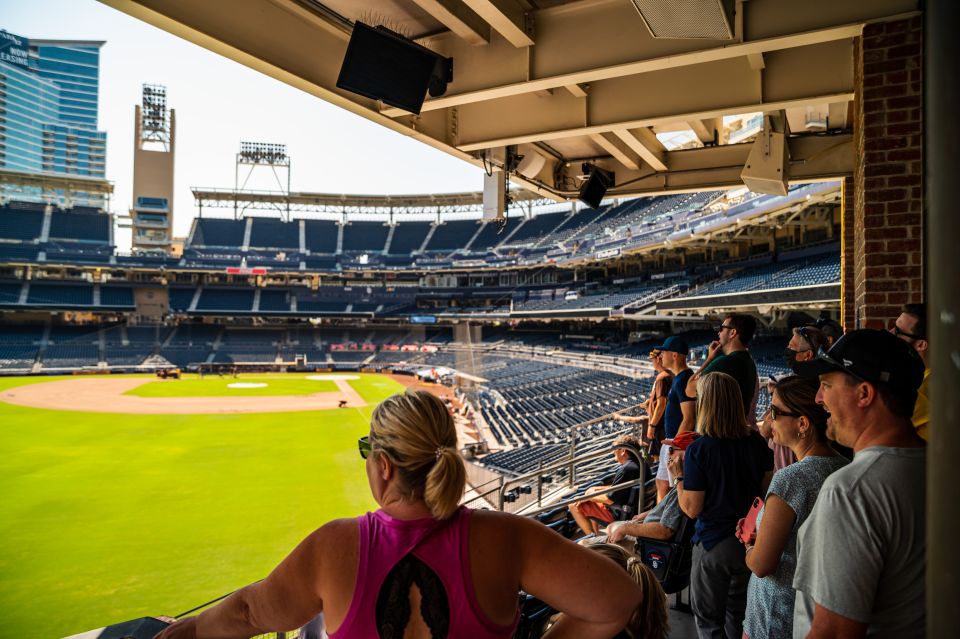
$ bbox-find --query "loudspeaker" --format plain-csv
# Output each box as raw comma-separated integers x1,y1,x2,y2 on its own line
740,126,789,196
483,170,507,221
578,167,614,209
516,152,547,179
337,22,453,115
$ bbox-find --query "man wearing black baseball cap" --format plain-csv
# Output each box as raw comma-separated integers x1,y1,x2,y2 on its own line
791,329,926,638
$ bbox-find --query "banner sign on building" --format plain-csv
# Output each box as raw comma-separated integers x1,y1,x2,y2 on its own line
0,31,30,70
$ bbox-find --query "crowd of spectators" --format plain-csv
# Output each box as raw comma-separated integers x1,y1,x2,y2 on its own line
152,304,930,639
601,306,928,639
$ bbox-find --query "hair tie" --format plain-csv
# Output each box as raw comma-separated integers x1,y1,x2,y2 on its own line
435,447,444,460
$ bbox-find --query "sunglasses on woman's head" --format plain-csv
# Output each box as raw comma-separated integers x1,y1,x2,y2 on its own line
358,435,371,460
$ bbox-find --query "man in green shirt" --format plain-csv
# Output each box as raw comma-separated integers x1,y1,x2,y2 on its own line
686,313,759,417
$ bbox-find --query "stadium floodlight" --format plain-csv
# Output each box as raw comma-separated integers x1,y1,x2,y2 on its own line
238,142,289,166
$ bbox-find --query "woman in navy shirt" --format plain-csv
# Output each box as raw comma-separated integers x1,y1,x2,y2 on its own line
669,372,773,639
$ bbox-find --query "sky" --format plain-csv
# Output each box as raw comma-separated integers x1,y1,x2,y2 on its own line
2,0,484,247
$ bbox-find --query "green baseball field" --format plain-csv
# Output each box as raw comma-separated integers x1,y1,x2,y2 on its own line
0,373,409,638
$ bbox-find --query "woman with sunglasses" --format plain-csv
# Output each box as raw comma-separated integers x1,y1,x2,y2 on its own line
155,390,641,639
739,376,848,639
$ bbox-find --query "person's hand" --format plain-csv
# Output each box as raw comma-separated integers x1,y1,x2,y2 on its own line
607,522,627,544
645,426,656,441
758,409,773,439
666,454,683,479
153,616,196,639
735,517,756,545
707,340,722,359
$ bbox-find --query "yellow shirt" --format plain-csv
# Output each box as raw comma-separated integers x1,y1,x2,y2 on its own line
912,368,930,440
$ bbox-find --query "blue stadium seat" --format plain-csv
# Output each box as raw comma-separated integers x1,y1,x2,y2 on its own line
48,210,110,243
249,218,299,249
387,222,431,254
341,221,389,253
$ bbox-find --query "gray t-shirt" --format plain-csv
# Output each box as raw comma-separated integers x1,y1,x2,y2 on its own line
792,447,926,638
645,487,684,533
743,454,848,639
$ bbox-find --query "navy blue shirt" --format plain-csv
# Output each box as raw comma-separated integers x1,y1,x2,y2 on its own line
663,368,695,439
602,459,641,507
683,432,773,550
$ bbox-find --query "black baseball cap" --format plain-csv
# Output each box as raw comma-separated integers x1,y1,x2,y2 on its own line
804,329,925,391
814,317,843,342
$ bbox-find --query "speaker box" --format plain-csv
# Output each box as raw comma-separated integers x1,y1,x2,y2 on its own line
483,170,507,221
578,168,614,209
741,128,789,196
337,22,452,115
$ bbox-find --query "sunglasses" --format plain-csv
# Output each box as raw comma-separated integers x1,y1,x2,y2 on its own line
715,324,734,332
795,326,818,352
770,405,802,420
358,435,372,460
892,325,922,340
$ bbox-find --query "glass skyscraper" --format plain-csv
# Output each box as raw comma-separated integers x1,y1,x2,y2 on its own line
0,30,107,180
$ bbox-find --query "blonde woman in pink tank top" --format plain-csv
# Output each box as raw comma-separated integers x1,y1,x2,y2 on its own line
155,391,642,639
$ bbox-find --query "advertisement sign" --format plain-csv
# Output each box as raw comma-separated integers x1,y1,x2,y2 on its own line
0,31,30,70
595,247,621,260
226,267,267,275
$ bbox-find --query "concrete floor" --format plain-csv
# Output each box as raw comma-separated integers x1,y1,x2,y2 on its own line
666,588,699,638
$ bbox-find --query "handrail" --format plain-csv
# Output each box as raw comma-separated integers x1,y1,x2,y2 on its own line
518,476,647,520
493,404,647,511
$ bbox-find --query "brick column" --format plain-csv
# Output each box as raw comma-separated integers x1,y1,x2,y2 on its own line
852,16,924,329
840,176,856,331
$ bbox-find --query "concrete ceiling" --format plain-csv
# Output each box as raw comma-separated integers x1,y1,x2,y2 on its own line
99,0,919,201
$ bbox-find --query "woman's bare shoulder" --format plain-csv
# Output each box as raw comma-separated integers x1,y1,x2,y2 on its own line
469,508,550,542
301,517,360,556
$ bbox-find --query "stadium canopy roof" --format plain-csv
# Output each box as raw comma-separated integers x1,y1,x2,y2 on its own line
101,0,917,201
191,186,547,215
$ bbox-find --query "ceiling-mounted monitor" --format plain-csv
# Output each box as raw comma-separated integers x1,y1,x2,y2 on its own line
336,22,452,115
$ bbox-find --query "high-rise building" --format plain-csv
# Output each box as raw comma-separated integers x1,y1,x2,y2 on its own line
0,30,107,203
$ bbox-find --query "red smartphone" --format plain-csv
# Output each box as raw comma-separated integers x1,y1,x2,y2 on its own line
738,497,764,543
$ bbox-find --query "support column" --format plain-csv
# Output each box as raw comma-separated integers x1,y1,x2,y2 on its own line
853,16,924,328
926,1,960,635
840,177,856,331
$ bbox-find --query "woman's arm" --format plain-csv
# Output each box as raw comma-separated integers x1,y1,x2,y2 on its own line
676,483,705,519
155,521,348,639
745,495,796,578
513,514,641,639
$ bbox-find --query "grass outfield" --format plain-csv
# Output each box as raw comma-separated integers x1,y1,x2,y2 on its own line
126,375,339,397
0,373,405,639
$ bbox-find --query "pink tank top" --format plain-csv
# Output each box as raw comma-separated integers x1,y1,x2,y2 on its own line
329,506,518,639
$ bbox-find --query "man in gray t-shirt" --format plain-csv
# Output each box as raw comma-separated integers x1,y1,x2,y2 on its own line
793,330,926,638
792,447,925,638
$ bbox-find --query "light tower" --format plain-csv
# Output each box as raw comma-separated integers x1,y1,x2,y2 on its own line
131,83,176,252
235,141,291,220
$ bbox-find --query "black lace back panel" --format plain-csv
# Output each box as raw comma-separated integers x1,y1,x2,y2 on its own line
375,553,451,638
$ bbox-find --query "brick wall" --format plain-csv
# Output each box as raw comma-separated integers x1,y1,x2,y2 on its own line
841,176,856,331
852,16,924,329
